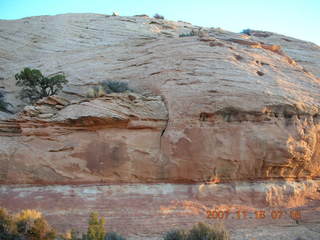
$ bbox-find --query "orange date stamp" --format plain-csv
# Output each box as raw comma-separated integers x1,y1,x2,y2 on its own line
207,209,301,220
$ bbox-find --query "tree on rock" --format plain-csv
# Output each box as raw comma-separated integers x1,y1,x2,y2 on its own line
86,212,106,240
15,67,68,103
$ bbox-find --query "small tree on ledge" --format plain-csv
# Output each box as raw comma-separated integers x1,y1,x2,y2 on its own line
86,212,106,240
15,67,68,103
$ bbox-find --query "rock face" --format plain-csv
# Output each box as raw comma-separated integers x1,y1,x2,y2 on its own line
0,13,320,239
0,93,168,183
0,13,320,183
1,181,319,240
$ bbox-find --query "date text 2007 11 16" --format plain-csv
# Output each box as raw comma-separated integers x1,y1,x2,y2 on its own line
207,209,301,220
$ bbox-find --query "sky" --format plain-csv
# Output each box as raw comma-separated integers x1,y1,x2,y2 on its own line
0,0,319,45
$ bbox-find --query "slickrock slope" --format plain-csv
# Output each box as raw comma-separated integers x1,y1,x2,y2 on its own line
0,13,320,239
0,13,320,183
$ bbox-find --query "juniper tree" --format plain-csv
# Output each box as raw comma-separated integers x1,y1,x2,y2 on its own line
15,67,68,103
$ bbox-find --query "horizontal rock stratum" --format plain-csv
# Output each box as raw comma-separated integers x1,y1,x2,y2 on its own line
0,181,319,240
0,13,320,184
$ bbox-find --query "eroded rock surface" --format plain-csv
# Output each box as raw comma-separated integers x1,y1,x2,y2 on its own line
0,13,320,240
0,93,167,183
0,181,319,240
0,14,320,183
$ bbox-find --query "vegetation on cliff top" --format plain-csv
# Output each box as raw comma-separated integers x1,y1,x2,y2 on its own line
153,13,164,19
15,67,68,103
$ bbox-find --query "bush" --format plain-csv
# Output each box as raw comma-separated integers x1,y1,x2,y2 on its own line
15,209,56,240
0,90,12,113
0,208,18,240
0,209,130,240
0,208,56,240
86,86,107,98
163,229,187,240
15,67,68,103
87,212,106,240
87,81,130,98
154,13,164,19
241,29,252,36
100,80,130,93
187,222,229,240
104,232,126,240
163,223,229,240
179,31,195,37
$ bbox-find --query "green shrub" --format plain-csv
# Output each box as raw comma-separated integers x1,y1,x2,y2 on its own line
15,67,68,103
163,229,187,240
179,32,195,37
0,209,131,240
0,91,12,113
104,232,126,240
154,13,164,19
163,223,229,240
87,212,106,240
100,80,130,93
241,29,252,36
187,222,229,240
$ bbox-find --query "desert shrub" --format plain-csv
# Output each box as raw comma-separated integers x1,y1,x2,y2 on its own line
15,67,68,103
0,208,19,240
86,86,107,98
100,80,130,93
163,223,229,240
87,212,106,240
0,90,12,113
186,222,229,240
179,31,195,37
70,229,81,240
104,232,126,240
154,13,164,19
87,81,130,98
15,209,56,240
163,229,187,240
0,208,56,240
241,29,252,36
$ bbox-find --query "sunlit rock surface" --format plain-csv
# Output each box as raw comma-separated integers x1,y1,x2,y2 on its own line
0,181,319,240
0,13,320,239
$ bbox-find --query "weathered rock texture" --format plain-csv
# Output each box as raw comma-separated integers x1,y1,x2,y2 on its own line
1,13,320,183
0,93,167,183
0,13,320,239
0,181,319,240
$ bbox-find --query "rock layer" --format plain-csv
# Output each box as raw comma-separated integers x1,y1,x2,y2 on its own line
0,93,168,183
0,14,320,183
0,181,319,240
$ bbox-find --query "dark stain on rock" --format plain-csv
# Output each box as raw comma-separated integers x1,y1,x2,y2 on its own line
83,141,128,174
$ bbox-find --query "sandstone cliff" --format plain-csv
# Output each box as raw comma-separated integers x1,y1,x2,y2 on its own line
0,13,320,240
0,13,320,184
